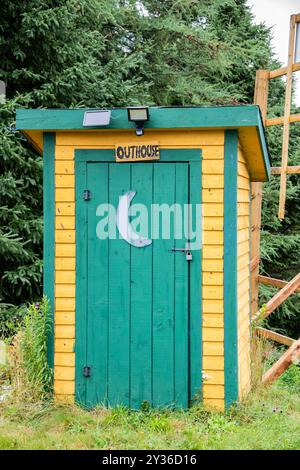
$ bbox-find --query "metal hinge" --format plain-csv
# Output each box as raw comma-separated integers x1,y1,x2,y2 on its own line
83,189,91,201
83,366,91,378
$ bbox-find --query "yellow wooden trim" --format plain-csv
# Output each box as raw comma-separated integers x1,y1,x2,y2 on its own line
54,380,75,395
203,342,224,356
203,231,223,245
203,189,223,203
202,259,223,272
55,284,75,298
55,188,75,202
55,146,75,160
202,203,223,217
203,272,223,286
203,356,224,370
55,338,75,353
202,174,224,188
55,325,75,339
56,244,75,257
55,312,75,325
203,245,223,259
203,286,223,300
55,175,75,188
203,398,224,410
55,352,75,367
203,299,223,313
55,230,75,244
55,271,75,284
203,161,224,175
55,298,75,311
203,370,225,385
55,129,225,147
56,203,75,216
203,314,224,328
203,327,224,342
55,160,74,174
56,257,75,270
203,384,224,399
56,216,75,230
55,366,75,381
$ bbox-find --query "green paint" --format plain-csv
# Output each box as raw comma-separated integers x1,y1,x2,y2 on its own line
189,160,202,403
16,106,260,131
224,130,239,407
75,148,201,163
75,148,202,409
43,132,55,370
75,161,88,405
16,106,270,182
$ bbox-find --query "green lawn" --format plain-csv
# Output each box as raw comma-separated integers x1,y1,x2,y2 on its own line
0,373,299,450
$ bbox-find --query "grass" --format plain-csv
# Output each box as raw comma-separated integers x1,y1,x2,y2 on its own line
0,371,299,450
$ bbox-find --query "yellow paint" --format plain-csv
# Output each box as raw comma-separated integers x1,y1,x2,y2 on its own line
55,160,74,174
203,231,223,245
56,312,75,325
56,257,75,270
237,146,251,399
56,244,75,257
55,188,75,202
55,129,225,147
203,272,223,286
203,217,224,231
203,342,224,356
204,398,224,411
202,259,223,272
55,394,75,403
203,384,224,399
50,129,252,408
203,327,224,342
202,174,224,188
55,353,75,366
203,356,224,370
56,216,75,230
55,325,75,339
54,366,75,381
55,339,75,353
203,314,224,327
203,370,225,385
56,203,75,216
55,298,75,311
54,380,75,395
55,175,74,188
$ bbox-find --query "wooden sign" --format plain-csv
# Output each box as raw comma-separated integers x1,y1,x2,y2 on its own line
115,143,160,162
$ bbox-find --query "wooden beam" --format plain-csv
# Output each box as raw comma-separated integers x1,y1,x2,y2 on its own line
278,15,297,220
253,273,300,322
251,70,269,314
269,62,300,79
262,338,300,385
254,327,294,347
258,274,300,293
295,13,300,23
271,165,300,175
265,113,300,127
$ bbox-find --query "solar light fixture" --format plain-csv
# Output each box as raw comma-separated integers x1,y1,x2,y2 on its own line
83,110,111,127
127,106,150,136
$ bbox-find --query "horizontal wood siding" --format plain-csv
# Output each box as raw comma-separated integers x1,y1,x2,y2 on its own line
237,146,251,398
202,139,225,410
53,129,225,408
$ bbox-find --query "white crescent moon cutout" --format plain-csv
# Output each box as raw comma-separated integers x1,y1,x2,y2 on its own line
116,191,152,248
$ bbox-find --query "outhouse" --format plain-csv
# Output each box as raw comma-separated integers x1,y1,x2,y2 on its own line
16,106,270,410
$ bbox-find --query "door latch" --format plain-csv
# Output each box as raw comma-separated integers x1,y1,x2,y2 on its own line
83,366,91,378
170,247,193,261
83,189,91,201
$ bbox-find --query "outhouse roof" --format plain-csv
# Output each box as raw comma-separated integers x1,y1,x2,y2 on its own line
16,105,270,181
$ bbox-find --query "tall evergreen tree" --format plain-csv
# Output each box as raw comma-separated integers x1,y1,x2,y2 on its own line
0,0,299,337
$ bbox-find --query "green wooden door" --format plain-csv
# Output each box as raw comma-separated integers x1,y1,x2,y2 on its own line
76,156,201,409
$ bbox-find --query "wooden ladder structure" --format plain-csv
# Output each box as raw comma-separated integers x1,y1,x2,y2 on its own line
251,13,300,383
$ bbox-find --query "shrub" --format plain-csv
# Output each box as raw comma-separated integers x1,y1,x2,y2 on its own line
9,296,53,401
